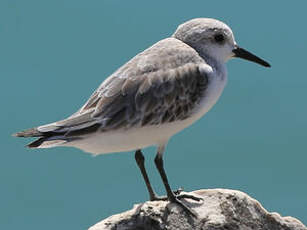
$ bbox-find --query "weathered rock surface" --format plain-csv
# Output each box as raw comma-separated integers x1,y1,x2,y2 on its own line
89,189,306,230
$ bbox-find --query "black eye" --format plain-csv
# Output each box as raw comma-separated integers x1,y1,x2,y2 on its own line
214,34,225,43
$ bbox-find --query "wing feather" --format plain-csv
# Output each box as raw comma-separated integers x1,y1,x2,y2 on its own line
90,63,208,131
36,38,210,137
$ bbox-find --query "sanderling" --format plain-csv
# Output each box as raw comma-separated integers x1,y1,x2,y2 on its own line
14,18,270,216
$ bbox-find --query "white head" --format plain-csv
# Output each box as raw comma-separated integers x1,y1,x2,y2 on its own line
173,18,270,67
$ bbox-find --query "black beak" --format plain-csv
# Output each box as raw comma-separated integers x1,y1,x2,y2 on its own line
232,46,271,67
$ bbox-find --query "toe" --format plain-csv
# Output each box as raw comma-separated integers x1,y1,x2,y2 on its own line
177,194,203,202
172,198,198,217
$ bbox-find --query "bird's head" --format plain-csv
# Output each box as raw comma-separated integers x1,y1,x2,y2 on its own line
173,18,270,67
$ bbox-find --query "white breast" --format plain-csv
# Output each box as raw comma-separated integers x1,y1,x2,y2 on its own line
191,63,227,122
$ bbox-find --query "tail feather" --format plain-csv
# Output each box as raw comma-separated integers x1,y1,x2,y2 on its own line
27,137,45,148
13,127,67,148
13,128,43,137
27,137,68,148
13,126,82,149
13,113,98,149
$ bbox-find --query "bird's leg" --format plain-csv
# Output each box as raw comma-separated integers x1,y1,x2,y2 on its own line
135,149,160,201
154,145,201,217
135,150,191,202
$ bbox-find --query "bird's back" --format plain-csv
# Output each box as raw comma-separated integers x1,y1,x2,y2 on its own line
14,37,213,153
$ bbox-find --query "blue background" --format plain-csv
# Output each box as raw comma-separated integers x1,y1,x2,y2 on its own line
1,0,306,229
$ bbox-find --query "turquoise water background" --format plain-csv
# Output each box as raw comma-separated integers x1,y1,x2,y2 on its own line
1,0,307,229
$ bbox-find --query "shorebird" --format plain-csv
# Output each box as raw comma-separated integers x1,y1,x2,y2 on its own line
14,18,270,216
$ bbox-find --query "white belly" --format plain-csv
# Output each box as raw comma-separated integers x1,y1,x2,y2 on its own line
67,72,227,154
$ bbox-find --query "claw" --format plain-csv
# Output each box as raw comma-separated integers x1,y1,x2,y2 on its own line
169,192,202,218
150,188,184,201
171,197,198,217
176,193,203,202
150,189,202,217
151,190,203,203
150,195,168,201
173,187,184,195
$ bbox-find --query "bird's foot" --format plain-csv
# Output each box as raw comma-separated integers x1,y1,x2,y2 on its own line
150,188,184,201
168,192,201,217
150,188,203,202
150,188,203,217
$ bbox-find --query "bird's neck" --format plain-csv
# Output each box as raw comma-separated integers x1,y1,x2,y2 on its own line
201,53,227,79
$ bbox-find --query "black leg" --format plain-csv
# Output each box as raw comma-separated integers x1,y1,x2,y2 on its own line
135,149,158,201
154,146,200,217
154,150,176,201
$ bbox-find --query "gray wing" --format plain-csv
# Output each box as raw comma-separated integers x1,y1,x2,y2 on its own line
36,39,210,137
77,63,208,131
33,64,209,140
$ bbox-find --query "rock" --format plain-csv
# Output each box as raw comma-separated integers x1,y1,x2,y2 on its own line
88,189,307,230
